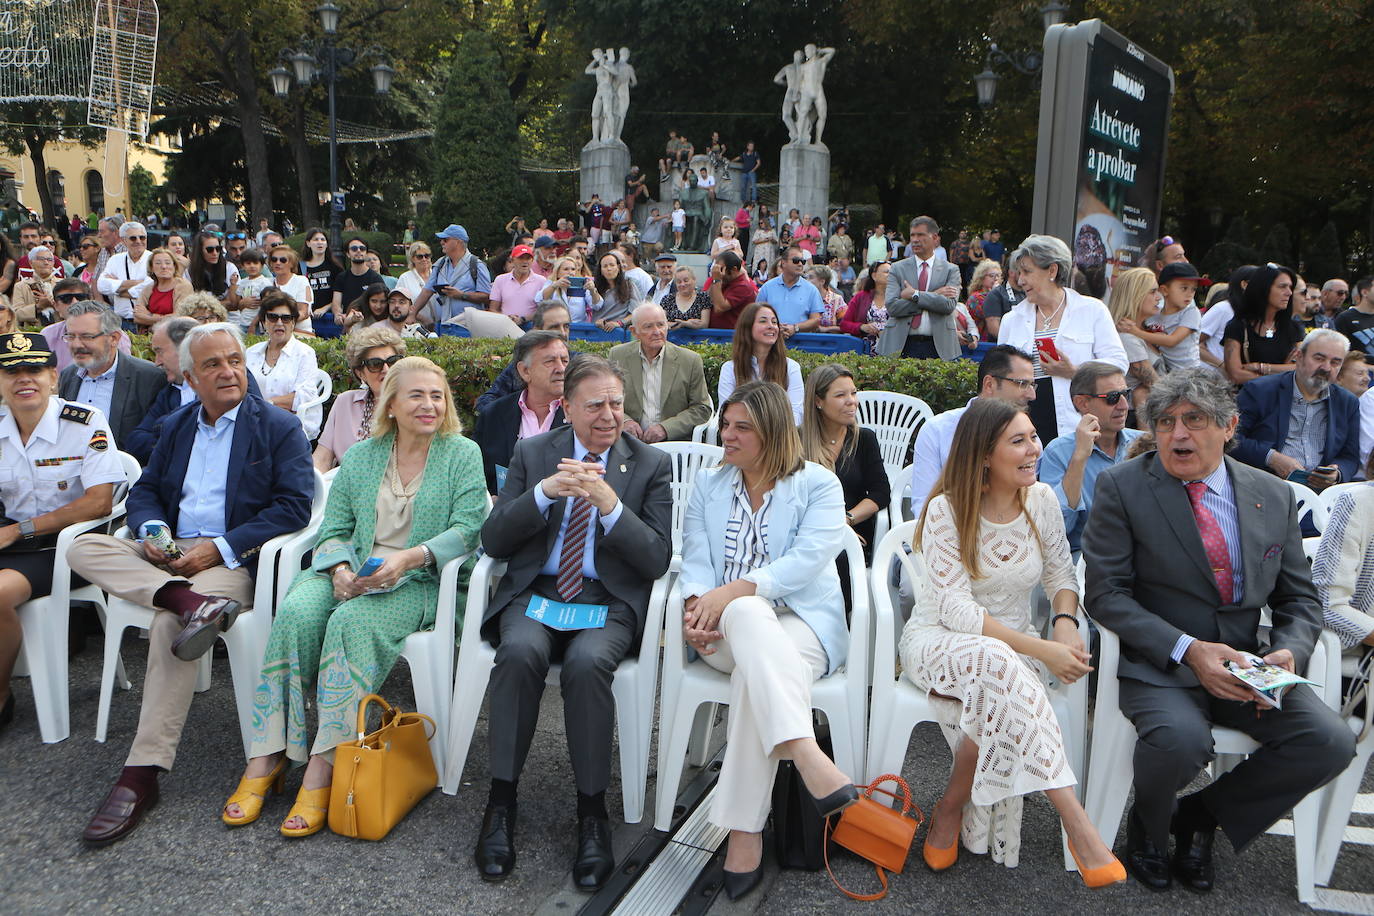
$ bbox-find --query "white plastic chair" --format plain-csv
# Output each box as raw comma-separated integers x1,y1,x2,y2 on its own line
648,441,723,555
1307,648,1373,901
441,555,671,825
653,528,870,831
1285,479,1328,534
14,450,140,743
864,522,1087,870
1316,480,1365,517
873,462,915,550
293,368,333,437
95,468,327,756
856,391,934,476
1082,618,1339,902
690,414,719,446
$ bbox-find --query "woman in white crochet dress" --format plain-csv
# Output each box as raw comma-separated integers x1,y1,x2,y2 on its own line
898,398,1124,886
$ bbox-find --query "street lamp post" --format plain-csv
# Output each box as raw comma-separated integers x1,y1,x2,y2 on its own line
973,2,1072,108
269,2,392,255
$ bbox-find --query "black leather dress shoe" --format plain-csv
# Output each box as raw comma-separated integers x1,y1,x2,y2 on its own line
723,865,763,901
572,815,615,891
1171,811,1216,894
83,778,159,846
1124,806,1172,891
169,597,242,661
475,804,516,881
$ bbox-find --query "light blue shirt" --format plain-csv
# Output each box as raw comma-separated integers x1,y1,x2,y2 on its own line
1169,460,1245,663
75,355,119,420
140,402,241,569
534,433,624,581
176,382,196,407
1037,427,1143,551
755,274,823,326
424,251,492,322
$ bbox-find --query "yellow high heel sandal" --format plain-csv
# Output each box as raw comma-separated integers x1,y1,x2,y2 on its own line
280,785,331,838
221,758,288,827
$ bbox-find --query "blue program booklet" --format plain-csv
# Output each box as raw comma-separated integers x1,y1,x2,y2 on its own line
524,595,609,631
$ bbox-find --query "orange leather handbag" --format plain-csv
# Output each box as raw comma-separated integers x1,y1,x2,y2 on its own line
824,774,923,901
328,694,438,841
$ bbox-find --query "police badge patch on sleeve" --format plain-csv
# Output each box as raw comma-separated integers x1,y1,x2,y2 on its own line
89,430,109,451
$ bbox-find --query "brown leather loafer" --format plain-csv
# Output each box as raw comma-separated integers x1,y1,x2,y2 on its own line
83,779,159,847
169,597,242,661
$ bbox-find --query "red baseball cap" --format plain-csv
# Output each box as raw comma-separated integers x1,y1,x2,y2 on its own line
512,244,534,258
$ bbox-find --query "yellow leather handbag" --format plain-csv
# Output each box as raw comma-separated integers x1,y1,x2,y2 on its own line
328,693,438,840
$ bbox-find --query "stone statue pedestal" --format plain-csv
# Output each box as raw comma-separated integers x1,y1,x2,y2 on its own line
581,140,630,207
778,142,830,226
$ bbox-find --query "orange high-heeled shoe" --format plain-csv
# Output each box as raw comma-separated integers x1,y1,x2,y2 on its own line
221,757,288,827
922,815,958,871
1067,836,1127,888
280,785,330,838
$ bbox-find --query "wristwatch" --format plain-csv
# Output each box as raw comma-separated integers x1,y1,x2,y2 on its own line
18,519,36,541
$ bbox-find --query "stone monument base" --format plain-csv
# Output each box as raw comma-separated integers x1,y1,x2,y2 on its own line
581,140,630,206
778,142,830,226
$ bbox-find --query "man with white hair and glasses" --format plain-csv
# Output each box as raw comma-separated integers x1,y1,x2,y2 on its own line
96,221,151,331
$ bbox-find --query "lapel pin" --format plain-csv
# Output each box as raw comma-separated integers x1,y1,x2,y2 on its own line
619,464,627,474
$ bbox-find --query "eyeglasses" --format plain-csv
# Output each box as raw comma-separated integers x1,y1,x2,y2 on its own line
788,257,807,265
1153,411,1211,432
55,293,83,303
263,312,295,323
61,332,108,342
347,245,367,252
1089,389,1131,405
225,233,248,241
269,256,291,263
203,246,221,253
413,253,431,260
991,375,1035,390
125,236,146,242
79,242,99,249
359,354,403,371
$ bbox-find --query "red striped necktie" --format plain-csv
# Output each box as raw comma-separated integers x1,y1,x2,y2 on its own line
1185,481,1234,604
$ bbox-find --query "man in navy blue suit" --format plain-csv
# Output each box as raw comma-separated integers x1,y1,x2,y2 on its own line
1231,329,1361,489
70,322,314,847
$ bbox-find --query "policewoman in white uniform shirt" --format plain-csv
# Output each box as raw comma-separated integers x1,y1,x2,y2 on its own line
0,332,126,733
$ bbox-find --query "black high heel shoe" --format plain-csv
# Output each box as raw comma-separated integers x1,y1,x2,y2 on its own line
809,782,859,819
722,865,763,901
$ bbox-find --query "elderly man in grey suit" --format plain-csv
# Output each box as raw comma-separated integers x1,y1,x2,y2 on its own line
1083,369,1354,894
877,215,963,359
58,300,166,448
608,303,712,443
474,355,673,890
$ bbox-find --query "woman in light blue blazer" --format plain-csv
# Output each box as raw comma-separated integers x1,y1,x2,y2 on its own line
677,380,858,901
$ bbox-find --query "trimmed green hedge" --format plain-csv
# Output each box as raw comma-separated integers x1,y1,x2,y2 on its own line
132,336,978,430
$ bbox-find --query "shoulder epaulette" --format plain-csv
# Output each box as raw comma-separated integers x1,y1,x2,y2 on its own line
59,403,93,425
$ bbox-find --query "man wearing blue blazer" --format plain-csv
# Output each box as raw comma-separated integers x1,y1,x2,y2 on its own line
1231,330,1361,488
70,322,314,847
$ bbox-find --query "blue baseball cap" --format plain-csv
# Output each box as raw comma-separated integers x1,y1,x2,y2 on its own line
435,224,469,241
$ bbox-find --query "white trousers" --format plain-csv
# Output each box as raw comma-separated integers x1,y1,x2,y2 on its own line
701,596,827,833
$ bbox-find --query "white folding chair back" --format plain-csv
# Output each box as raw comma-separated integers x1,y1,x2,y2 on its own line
654,528,869,831
648,441,724,554
296,368,333,416
691,414,719,446
441,554,671,825
856,391,933,476
1084,619,1339,902
15,450,140,743
1317,480,1365,517
95,468,328,756
1309,649,1373,900
1285,479,1328,534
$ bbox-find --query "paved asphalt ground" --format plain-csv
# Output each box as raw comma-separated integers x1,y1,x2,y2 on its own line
2,638,1370,915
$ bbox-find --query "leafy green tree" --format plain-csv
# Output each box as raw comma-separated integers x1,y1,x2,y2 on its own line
1260,223,1292,266
0,103,102,224
1305,221,1343,282
424,31,534,253
127,165,159,219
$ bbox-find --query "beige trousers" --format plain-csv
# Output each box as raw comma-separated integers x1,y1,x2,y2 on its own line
67,534,255,770
701,596,827,833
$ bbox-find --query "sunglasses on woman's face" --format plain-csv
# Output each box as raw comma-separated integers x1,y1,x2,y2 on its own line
203,246,221,253
270,256,291,263
360,354,403,372
413,253,431,260
263,312,295,323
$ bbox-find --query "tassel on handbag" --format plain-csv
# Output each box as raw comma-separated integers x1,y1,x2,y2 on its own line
328,693,438,841
823,774,923,901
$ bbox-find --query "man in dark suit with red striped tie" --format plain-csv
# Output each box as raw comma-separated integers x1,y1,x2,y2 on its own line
473,355,673,890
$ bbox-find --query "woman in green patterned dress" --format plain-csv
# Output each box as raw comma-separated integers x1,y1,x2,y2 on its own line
221,355,488,836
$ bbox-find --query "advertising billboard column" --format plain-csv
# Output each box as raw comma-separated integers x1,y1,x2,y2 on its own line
1031,20,1174,299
